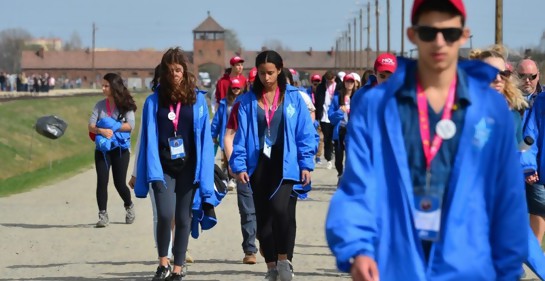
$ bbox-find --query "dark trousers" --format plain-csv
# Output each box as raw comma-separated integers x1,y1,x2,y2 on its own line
334,126,347,176
94,148,132,211
237,181,257,254
320,122,334,161
153,170,196,266
287,195,297,261
250,147,295,263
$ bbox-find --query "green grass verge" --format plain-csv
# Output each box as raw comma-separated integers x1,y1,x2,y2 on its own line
0,92,148,197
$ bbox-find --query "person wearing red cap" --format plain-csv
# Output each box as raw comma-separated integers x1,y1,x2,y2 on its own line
247,67,258,92
326,1,528,280
307,74,324,164
374,53,398,84
214,56,248,109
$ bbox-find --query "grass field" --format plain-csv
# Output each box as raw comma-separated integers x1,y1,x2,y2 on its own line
0,93,148,196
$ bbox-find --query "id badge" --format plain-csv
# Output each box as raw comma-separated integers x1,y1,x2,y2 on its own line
413,194,441,241
168,136,185,159
263,137,272,158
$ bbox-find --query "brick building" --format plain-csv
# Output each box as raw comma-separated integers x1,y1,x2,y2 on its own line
21,14,378,89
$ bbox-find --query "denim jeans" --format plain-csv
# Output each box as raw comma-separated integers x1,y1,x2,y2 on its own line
237,181,257,253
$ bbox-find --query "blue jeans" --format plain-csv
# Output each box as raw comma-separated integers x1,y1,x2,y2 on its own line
237,181,257,254
526,183,545,216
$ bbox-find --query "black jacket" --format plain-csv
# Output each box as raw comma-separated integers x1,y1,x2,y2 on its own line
315,76,343,121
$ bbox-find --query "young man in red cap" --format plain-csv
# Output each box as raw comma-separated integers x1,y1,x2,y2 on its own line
326,1,528,280
214,56,247,108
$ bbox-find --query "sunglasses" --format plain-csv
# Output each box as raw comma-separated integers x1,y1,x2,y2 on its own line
518,73,538,81
499,70,512,79
413,26,464,43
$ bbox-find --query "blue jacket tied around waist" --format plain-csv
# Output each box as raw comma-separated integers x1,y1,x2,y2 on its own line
325,58,528,281
230,85,317,187
135,90,225,236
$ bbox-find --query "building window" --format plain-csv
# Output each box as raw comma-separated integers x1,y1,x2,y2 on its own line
132,72,138,76
217,49,221,56
199,49,203,56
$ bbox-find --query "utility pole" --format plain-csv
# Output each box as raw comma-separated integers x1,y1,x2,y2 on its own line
367,2,371,69
401,0,405,56
348,24,352,70
353,18,357,71
92,22,97,89
495,0,503,45
387,0,391,53
375,0,380,57
335,38,339,70
359,8,363,72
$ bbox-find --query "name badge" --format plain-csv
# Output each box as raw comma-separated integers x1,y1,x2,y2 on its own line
263,137,272,158
413,194,441,241
168,136,185,159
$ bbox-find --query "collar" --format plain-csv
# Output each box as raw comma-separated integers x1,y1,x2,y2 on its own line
396,64,471,106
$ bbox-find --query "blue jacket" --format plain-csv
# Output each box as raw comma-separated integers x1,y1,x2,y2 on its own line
326,58,528,281
351,74,377,106
211,98,230,151
134,90,218,209
328,91,348,141
521,93,545,180
230,85,317,189
95,117,131,152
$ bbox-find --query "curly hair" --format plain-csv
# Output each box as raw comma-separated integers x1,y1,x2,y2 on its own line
469,46,528,111
158,47,196,106
103,73,137,115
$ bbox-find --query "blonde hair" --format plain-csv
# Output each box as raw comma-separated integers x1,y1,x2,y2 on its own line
469,45,528,111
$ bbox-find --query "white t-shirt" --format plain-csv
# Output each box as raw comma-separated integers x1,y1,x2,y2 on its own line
298,90,315,112
321,82,336,123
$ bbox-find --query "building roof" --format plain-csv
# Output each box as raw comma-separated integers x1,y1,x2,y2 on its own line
21,50,194,70
193,15,225,33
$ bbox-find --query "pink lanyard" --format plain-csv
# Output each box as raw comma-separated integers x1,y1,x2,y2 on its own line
262,88,280,135
416,77,457,170
169,102,181,134
344,95,350,114
106,99,115,117
327,82,336,97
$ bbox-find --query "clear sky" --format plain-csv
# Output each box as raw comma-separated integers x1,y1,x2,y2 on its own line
1,0,543,53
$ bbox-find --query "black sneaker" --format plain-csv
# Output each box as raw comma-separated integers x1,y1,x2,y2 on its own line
151,265,171,281
166,272,183,281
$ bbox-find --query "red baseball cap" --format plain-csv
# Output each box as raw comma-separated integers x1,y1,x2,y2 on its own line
374,53,397,73
230,56,245,66
343,74,355,82
248,67,258,82
230,78,242,89
411,0,466,24
311,74,322,82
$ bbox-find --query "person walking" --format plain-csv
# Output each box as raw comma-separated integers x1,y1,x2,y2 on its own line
134,47,217,281
88,73,137,228
230,50,316,281
326,1,528,280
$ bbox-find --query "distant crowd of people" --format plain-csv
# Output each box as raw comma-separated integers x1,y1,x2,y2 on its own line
0,71,83,93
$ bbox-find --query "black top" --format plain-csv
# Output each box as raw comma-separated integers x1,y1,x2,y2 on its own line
157,103,196,171
257,101,284,149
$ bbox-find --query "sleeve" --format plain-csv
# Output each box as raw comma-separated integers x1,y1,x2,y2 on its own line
200,100,215,202
124,110,136,130
89,102,99,125
131,113,144,177
226,102,240,131
295,95,317,171
230,101,249,174
490,103,529,280
210,104,222,139
328,96,344,126
521,100,539,174
325,97,378,272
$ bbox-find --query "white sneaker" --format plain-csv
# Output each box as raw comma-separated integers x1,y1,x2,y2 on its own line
277,260,293,281
326,161,333,170
227,179,237,191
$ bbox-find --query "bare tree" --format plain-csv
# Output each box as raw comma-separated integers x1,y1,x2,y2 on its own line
0,28,32,72
225,29,242,52
63,31,83,51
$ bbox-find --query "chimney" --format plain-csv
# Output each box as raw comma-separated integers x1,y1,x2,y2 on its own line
307,47,313,56
327,47,334,56
35,47,45,58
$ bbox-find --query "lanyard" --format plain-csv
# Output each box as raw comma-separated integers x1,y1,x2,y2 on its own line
327,82,336,97
416,77,457,171
106,99,115,117
263,88,280,135
169,102,181,136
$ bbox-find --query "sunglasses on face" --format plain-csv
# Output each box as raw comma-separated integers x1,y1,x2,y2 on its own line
499,70,511,79
378,72,392,80
413,26,464,43
518,73,538,81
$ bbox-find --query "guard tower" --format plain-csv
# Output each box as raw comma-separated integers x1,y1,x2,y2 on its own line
193,11,226,82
